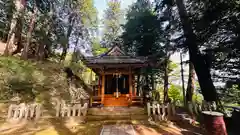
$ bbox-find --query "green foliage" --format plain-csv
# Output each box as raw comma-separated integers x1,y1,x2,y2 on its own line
155,0,240,102
122,1,164,56
0,0,14,40
0,0,98,60
222,85,240,104
91,38,108,56
151,90,161,102
121,0,166,90
167,60,178,75
0,56,69,102
168,84,183,103
102,0,123,47
1,0,239,106
80,0,98,27
192,93,203,104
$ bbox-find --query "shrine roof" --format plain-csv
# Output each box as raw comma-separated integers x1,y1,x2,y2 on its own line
85,45,148,66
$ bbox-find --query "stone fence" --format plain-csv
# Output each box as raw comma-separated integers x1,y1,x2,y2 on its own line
6,101,88,124
147,102,176,121
7,103,41,121
55,101,88,117
187,100,218,116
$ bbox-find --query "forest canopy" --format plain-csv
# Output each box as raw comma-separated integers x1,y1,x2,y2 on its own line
0,0,239,107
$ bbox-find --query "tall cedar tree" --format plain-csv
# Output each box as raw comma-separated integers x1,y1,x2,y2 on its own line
102,0,123,48
175,0,218,102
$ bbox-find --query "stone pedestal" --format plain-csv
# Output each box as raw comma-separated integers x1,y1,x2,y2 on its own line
202,111,228,135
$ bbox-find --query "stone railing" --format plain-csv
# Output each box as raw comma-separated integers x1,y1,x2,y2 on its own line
7,103,41,122
147,102,176,121
55,101,88,117
187,100,217,116
6,100,88,124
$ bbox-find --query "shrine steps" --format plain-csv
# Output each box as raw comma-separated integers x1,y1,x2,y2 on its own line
103,96,129,106
87,107,148,121
90,95,144,107
87,114,148,121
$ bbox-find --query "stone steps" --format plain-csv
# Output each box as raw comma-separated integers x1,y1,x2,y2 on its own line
87,107,148,121
87,114,148,121
103,97,129,106
88,107,146,115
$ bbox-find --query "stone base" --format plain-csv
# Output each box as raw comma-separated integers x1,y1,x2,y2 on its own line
88,107,146,115
87,107,147,122
100,124,135,135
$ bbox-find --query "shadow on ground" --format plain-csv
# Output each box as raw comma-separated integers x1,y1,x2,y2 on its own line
0,97,205,135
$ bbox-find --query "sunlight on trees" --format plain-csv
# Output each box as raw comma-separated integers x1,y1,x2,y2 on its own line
0,0,239,113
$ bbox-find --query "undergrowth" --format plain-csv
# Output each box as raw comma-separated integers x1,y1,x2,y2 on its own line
0,56,69,102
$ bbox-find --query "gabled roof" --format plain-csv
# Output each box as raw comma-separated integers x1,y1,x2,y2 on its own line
85,45,148,68
105,45,126,56
97,45,126,57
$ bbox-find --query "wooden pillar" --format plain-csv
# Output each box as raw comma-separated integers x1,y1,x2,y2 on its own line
133,75,137,96
98,75,101,96
101,74,105,104
116,75,119,98
129,68,132,103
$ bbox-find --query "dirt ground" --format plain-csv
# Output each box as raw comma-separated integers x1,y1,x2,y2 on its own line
0,117,204,135
0,103,204,135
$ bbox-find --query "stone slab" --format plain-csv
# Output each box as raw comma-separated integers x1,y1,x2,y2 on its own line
100,124,135,135
88,107,146,116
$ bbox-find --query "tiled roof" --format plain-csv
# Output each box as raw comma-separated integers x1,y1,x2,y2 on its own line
85,56,148,64
85,45,148,65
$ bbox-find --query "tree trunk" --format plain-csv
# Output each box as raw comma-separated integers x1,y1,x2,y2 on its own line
44,44,51,59
60,46,68,61
12,19,23,55
4,0,26,56
151,73,155,91
145,74,150,91
180,53,186,106
186,61,195,102
36,24,51,60
163,58,169,103
60,14,75,61
136,74,140,96
3,1,14,42
175,0,218,102
71,33,80,63
21,4,37,60
36,44,45,61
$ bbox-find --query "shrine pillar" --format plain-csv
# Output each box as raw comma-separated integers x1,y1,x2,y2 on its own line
129,68,132,103
101,73,105,104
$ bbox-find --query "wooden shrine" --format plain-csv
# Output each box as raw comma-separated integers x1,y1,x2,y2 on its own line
85,45,148,107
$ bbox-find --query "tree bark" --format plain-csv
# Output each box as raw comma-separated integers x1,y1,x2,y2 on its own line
36,22,51,60
4,0,26,56
175,0,218,102
36,44,45,61
136,74,140,96
180,53,186,106
71,33,80,63
21,3,37,60
186,61,195,102
60,14,75,61
60,46,68,61
151,73,155,91
163,58,169,103
12,19,23,55
3,1,14,42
